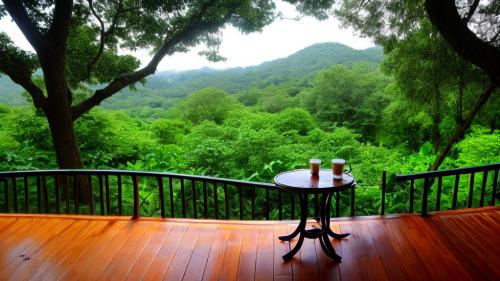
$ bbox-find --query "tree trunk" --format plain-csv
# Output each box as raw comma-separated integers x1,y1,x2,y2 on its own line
425,0,500,82
42,52,89,203
429,82,497,171
456,76,464,126
431,86,442,153
46,107,83,170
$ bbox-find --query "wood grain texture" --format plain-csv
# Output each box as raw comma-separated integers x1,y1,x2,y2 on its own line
0,207,498,281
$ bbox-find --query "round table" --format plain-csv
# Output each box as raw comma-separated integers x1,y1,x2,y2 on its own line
274,169,356,261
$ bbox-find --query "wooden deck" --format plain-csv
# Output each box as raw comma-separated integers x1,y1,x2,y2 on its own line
0,207,498,281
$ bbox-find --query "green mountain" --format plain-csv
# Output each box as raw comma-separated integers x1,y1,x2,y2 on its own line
0,42,383,109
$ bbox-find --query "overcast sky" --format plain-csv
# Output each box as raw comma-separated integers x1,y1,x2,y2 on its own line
0,1,374,71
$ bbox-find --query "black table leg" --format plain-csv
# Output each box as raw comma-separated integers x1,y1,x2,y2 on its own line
325,192,350,240
318,193,342,261
281,191,349,261
279,194,307,241
282,193,308,260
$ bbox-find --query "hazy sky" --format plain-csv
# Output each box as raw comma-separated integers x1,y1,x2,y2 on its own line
0,1,374,71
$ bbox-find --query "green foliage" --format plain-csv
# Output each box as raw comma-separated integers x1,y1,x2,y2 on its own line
175,87,241,124
1,95,499,217
274,108,316,135
456,128,500,167
65,25,141,87
13,110,53,150
0,32,38,74
300,63,389,140
151,119,189,144
254,85,300,113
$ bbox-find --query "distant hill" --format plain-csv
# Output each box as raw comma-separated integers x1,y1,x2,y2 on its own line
0,75,26,105
0,42,383,109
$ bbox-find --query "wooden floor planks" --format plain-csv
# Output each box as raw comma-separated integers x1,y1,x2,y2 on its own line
0,207,498,281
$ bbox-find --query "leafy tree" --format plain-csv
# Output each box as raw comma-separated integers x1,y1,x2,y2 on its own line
379,83,433,150
274,108,316,136
300,63,388,141
255,85,299,113
328,0,500,170
151,119,189,145
381,21,487,153
0,0,275,172
175,87,240,124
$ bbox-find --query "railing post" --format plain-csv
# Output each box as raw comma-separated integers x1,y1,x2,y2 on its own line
381,171,386,215
55,175,61,214
409,179,415,213
169,177,175,217
2,179,8,213
132,176,140,219
117,175,122,216
436,176,442,211
452,174,460,209
37,176,42,213
468,173,475,208
98,175,104,215
12,177,18,213
180,179,186,218
192,180,198,219
421,177,430,216
157,177,165,218
223,183,229,220
73,175,79,214
87,175,93,215
214,183,219,219
203,181,208,219
251,187,256,220
23,176,29,213
492,169,499,206
479,171,488,207
64,175,70,214
105,175,110,215
238,185,243,220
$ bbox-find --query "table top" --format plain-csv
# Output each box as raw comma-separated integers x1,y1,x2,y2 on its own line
274,169,355,193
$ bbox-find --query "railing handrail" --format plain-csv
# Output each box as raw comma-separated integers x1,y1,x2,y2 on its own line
383,162,499,216
395,163,500,181
1,168,359,220
0,169,275,189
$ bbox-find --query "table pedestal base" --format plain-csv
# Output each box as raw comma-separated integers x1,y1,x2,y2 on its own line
279,192,349,261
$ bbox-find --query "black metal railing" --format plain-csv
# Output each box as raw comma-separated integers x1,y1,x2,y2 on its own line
0,169,356,220
381,163,500,215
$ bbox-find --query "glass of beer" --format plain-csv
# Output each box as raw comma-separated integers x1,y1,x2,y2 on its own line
331,159,352,179
310,159,321,175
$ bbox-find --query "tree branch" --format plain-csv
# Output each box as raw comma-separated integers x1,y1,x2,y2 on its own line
0,55,47,111
72,0,229,119
490,30,500,44
2,0,45,52
104,1,125,37
425,0,500,83
86,0,124,80
72,21,217,119
429,81,497,171
87,0,106,79
464,0,479,23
